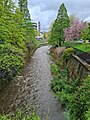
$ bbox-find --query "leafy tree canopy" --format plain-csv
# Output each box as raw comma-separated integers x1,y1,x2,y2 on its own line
0,0,35,82
49,3,70,46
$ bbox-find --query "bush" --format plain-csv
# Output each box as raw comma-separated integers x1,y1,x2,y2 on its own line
0,2,35,83
51,61,90,120
57,91,72,107
0,44,25,81
85,110,90,120
62,48,75,64
0,112,40,120
51,63,59,75
68,75,90,120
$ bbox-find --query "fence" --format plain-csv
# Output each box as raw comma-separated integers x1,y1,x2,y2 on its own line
66,46,90,64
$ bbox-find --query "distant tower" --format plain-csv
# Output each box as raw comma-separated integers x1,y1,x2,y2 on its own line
32,21,40,32
37,21,40,32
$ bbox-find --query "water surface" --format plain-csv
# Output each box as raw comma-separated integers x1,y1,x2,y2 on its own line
0,46,65,120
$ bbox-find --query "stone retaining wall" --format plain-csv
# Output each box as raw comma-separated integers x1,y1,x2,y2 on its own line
67,55,90,80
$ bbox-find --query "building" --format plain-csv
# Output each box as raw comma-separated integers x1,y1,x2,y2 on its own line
37,21,40,32
32,21,40,32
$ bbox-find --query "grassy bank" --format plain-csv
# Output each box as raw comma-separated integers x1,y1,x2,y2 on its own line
50,48,90,120
72,43,90,52
63,42,90,52
0,111,40,120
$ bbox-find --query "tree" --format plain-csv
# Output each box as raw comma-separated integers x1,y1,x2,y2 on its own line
1,0,15,13
49,3,70,46
0,0,35,82
25,20,35,44
0,0,26,81
64,17,87,41
81,23,90,42
18,0,35,45
18,0,30,20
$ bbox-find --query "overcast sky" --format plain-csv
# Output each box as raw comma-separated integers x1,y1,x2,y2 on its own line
14,0,90,31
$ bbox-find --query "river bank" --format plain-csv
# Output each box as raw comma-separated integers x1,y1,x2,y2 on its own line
50,47,90,120
0,46,65,120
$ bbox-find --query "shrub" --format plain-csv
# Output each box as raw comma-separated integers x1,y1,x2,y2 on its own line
51,60,90,120
0,112,40,120
0,44,25,81
51,63,59,75
68,75,90,120
0,2,35,83
51,76,63,93
57,91,72,107
62,48,75,64
85,109,90,120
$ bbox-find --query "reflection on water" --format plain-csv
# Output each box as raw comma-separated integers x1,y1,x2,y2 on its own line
0,46,65,120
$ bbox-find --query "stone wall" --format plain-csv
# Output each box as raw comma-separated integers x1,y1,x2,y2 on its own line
67,55,90,80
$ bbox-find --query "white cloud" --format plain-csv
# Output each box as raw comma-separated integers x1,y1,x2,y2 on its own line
84,17,90,22
13,0,90,31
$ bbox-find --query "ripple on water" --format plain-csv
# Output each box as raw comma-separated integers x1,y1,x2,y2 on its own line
0,46,65,120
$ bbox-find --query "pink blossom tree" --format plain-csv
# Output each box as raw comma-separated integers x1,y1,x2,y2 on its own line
64,17,87,41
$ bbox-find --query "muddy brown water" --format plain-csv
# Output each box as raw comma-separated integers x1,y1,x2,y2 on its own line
0,46,65,120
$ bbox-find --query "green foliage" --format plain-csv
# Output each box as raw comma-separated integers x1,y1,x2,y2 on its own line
51,63,59,75
68,75,90,120
81,23,90,41
51,60,90,120
18,0,35,46
18,0,31,20
81,28,89,41
0,111,40,120
51,69,67,92
72,43,90,53
85,109,90,120
62,48,74,63
49,3,70,46
0,44,24,80
24,21,35,45
51,69,77,106
0,0,35,82
62,41,90,52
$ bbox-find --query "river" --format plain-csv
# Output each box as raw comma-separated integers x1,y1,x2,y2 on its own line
0,46,65,120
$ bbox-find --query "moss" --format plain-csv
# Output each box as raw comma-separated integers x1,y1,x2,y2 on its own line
62,48,75,64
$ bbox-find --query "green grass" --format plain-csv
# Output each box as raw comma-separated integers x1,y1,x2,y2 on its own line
72,43,90,52
63,42,90,52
